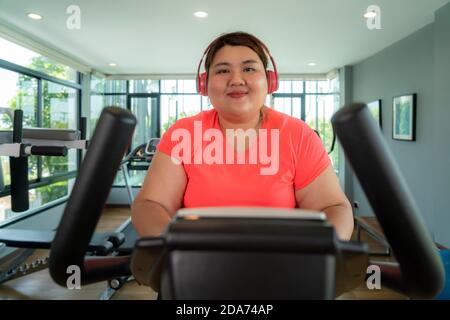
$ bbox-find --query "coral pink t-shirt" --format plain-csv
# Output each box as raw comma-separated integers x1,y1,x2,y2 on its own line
157,107,331,208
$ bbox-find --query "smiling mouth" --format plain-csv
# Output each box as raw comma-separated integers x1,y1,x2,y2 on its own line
227,92,248,99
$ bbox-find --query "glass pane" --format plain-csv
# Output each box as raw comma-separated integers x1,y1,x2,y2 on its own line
89,95,126,136
129,80,159,93
104,95,126,108
305,95,318,129
161,80,177,93
42,149,77,177
292,98,302,119
292,81,303,93
130,97,158,149
274,97,292,116
160,95,201,135
202,96,213,111
305,81,318,93
0,178,73,223
0,69,38,127
43,81,77,129
41,81,78,176
104,80,127,93
89,94,103,136
90,76,126,93
177,80,197,94
90,75,104,93
41,81,78,177
305,94,340,169
276,81,292,94
330,77,339,93
317,80,329,94
0,157,10,186
160,95,177,135
0,37,77,82
29,179,71,210
0,68,38,181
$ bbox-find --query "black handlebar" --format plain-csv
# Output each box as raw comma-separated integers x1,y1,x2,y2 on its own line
30,146,68,157
331,103,444,298
49,107,136,286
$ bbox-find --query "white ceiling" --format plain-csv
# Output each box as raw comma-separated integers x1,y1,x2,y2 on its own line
0,0,448,76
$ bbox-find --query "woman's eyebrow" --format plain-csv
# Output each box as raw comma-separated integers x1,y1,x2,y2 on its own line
213,62,230,68
213,60,259,68
242,60,258,65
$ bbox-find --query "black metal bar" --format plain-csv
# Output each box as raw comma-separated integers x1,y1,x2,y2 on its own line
331,103,444,299
80,117,87,140
49,107,136,286
10,110,29,212
29,146,67,157
37,78,43,183
12,109,23,143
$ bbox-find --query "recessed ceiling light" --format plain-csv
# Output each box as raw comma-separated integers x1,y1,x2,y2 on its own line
27,13,42,20
363,11,377,19
194,11,208,18
109,63,117,67
308,62,317,67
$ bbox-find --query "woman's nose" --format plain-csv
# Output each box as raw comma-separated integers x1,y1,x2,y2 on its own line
229,70,246,86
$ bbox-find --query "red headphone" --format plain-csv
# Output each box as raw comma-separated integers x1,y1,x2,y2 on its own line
196,41,279,96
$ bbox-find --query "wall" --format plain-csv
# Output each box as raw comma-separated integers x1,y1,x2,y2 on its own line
349,3,450,246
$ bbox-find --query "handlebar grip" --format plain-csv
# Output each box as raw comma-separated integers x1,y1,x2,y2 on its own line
30,146,68,156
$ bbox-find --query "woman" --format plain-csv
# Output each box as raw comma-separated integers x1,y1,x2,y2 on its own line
131,31,354,240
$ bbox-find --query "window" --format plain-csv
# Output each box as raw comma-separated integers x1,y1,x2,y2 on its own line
129,80,159,93
0,179,75,221
0,68,39,185
42,81,78,177
90,76,127,135
160,80,204,135
0,37,78,83
89,78,205,187
272,78,340,170
0,36,81,223
160,94,202,135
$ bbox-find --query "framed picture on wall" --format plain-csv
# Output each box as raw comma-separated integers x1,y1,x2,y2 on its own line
392,94,417,141
367,100,382,128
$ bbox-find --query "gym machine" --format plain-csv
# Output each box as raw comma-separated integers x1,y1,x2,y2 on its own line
48,105,445,299
0,108,121,284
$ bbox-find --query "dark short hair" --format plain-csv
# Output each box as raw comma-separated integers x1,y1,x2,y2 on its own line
204,32,269,75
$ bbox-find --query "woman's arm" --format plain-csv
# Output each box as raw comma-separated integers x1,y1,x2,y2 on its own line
295,165,354,240
131,151,187,237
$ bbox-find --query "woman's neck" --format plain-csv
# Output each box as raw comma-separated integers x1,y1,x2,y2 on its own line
218,107,264,132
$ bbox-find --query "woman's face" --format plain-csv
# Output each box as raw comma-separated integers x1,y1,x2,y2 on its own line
207,45,268,119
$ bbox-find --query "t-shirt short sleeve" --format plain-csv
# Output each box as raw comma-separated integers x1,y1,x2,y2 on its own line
294,125,331,190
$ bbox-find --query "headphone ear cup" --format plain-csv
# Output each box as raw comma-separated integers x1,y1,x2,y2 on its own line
197,72,208,96
266,70,278,94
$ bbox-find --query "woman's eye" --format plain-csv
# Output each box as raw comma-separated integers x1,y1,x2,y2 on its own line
216,69,229,74
244,67,255,72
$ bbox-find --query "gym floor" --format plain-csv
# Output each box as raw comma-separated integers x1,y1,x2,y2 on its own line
0,208,406,300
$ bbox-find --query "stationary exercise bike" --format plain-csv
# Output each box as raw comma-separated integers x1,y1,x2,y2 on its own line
48,105,446,299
